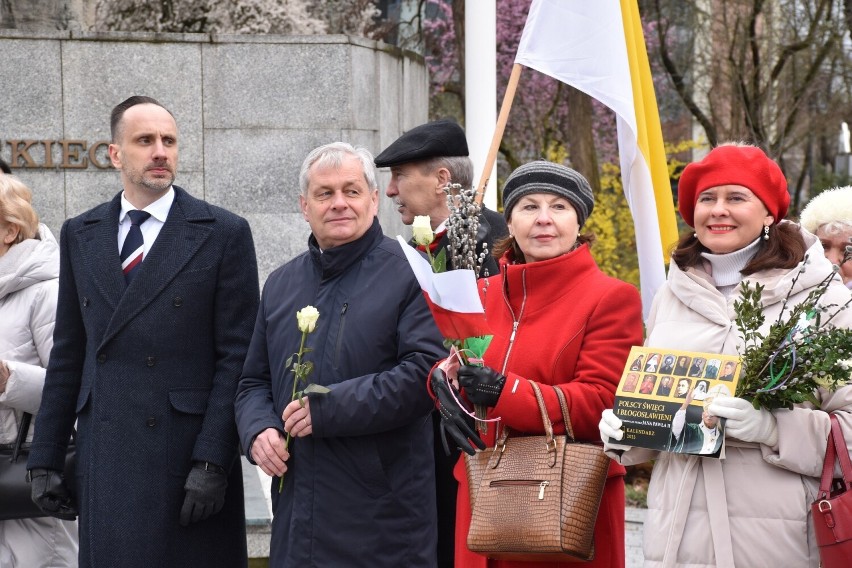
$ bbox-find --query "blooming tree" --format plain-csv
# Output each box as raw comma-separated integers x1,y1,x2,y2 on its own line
93,0,386,36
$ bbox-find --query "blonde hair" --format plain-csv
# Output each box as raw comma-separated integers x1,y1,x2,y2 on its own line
0,175,39,244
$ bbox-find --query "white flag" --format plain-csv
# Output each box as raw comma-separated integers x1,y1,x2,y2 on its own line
515,0,679,315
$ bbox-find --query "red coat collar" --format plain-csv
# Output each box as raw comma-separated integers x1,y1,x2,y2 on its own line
491,244,600,314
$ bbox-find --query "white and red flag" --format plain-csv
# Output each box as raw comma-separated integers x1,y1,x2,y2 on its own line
396,236,491,340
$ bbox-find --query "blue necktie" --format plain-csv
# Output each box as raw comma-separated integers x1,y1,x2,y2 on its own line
120,210,151,283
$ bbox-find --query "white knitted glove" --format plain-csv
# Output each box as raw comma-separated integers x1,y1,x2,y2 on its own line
599,409,632,452
708,396,778,446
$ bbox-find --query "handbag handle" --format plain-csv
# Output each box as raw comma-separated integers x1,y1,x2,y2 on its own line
11,412,33,462
490,382,577,469
552,385,577,442
491,382,557,468
817,414,852,500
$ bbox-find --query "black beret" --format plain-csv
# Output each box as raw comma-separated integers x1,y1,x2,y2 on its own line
374,119,468,167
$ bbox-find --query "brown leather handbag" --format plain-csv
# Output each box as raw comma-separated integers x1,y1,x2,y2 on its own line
811,413,852,567
465,381,610,561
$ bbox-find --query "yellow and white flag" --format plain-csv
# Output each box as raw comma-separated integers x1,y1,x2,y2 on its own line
515,0,678,314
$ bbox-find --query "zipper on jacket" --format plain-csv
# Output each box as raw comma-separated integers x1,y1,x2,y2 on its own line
334,303,348,367
489,479,549,500
500,267,527,375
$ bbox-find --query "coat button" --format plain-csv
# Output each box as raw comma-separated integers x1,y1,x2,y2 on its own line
97,353,106,363
146,357,156,367
146,418,156,427
82,297,90,307
173,297,183,307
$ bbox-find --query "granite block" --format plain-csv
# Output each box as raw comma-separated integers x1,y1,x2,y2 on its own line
203,128,342,215
243,212,311,286
402,56,430,130
201,43,351,130
0,38,63,139
351,44,379,130
0,30,70,40
63,170,124,219
69,30,211,44
376,51,403,151
241,457,271,525
59,40,204,172
173,171,205,200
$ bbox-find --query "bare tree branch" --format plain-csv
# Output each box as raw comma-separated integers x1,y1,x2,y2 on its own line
651,0,718,145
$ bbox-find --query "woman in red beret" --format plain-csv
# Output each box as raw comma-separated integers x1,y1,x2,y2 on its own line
600,143,852,566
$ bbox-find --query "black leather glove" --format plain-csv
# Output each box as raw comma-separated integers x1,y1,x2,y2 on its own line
180,461,228,527
29,468,77,521
458,365,506,408
430,367,486,456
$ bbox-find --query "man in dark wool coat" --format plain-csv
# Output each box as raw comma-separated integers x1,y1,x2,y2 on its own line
236,142,445,567
27,95,258,567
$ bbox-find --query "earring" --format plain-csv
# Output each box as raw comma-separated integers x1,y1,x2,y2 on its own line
763,225,770,241
693,233,698,238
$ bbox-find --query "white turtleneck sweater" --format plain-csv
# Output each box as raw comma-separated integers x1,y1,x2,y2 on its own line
700,237,762,296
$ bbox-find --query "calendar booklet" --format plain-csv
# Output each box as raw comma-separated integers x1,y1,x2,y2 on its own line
609,346,743,457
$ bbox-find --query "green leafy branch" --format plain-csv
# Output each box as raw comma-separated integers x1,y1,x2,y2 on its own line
734,260,852,410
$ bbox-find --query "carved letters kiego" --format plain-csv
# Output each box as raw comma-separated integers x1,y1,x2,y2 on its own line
2,139,111,169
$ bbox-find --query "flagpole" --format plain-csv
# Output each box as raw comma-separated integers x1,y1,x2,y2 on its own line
474,63,523,206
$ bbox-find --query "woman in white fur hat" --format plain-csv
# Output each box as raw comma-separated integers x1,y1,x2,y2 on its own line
800,185,852,288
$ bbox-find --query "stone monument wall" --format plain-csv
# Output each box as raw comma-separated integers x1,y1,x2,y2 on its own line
0,29,428,281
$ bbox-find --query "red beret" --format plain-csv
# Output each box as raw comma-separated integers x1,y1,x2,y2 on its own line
677,145,789,228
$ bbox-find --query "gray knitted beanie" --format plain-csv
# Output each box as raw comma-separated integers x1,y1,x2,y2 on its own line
502,161,595,227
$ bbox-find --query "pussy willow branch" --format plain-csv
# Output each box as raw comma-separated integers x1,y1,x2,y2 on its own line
774,257,808,326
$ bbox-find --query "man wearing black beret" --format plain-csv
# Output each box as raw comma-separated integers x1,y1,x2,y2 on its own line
375,120,507,567
375,119,507,278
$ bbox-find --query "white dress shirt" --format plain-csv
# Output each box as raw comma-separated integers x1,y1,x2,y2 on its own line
117,188,175,256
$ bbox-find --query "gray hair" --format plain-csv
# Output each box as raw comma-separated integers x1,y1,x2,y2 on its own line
418,155,474,189
299,142,378,195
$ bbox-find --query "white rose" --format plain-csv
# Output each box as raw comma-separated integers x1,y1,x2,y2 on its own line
296,305,320,334
411,215,434,247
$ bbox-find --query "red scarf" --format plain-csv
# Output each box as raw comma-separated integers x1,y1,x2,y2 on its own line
415,229,446,254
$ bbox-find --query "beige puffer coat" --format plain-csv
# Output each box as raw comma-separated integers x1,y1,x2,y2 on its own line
614,226,852,567
0,224,59,440
0,224,78,568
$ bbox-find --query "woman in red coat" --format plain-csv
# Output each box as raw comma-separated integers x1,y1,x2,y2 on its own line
434,160,644,568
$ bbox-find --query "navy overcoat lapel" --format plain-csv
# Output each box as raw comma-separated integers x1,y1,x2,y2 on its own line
77,193,125,311
98,187,214,349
